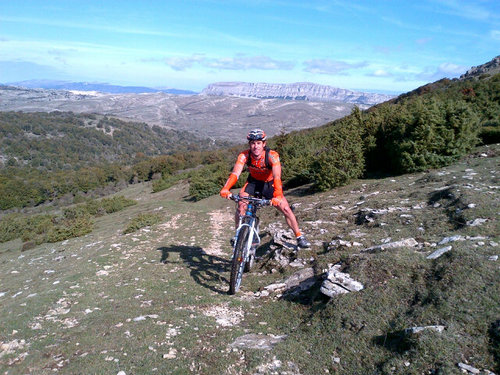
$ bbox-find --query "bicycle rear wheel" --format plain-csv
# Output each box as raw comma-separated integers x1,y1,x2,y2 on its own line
229,225,249,294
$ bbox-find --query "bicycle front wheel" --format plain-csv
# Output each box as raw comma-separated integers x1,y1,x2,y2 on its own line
229,225,249,294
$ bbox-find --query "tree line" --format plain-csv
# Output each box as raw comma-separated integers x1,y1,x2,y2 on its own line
1,73,498,209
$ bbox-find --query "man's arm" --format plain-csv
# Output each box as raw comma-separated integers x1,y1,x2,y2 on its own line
271,161,284,206
220,153,245,198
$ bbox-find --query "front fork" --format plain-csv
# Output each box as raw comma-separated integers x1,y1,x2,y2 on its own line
233,217,259,262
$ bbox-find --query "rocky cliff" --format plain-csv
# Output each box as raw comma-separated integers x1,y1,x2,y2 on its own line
460,55,500,79
202,82,394,105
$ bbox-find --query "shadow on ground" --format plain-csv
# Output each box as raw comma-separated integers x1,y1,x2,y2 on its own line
158,245,231,294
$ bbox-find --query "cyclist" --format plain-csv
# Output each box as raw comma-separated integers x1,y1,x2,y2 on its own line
220,129,311,248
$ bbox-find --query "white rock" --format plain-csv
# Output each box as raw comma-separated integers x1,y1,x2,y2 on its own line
117,372,126,375
489,255,498,261
438,235,464,244
467,218,488,226
321,264,364,298
163,348,177,359
362,238,418,253
264,283,287,292
230,334,286,350
405,325,445,334
457,362,480,374
427,246,452,259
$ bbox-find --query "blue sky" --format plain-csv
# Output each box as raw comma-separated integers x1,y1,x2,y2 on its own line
0,0,499,94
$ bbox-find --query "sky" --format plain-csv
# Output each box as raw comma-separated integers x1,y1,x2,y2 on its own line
0,0,499,94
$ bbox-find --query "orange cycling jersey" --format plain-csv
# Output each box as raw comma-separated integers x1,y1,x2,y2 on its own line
235,149,280,182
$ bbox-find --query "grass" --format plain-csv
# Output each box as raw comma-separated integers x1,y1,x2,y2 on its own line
0,144,499,374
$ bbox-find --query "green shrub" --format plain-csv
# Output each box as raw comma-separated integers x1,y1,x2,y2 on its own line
46,215,94,243
0,195,135,246
311,120,365,191
188,162,230,201
21,214,56,243
0,214,24,242
123,213,162,234
152,173,188,193
100,195,137,213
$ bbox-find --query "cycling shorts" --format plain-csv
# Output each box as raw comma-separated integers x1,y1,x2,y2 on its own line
241,176,274,199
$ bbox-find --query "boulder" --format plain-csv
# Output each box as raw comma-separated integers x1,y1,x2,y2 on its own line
264,268,316,297
320,264,364,298
362,238,418,253
230,334,286,350
405,325,446,334
426,246,452,259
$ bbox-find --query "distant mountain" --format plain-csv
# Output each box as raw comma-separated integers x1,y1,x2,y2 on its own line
6,80,198,95
202,82,395,105
460,55,500,80
0,85,358,141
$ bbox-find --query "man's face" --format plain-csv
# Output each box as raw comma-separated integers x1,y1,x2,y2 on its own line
249,140,265,157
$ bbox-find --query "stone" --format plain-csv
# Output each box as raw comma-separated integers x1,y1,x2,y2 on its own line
457,362,480,374
438,235,464,245
427,246,452,259
405,325,445,334
230,334,286,350
467,218,488,227
264,268,316,297
362,238,418,253
268,225,296,250
320,264,364,298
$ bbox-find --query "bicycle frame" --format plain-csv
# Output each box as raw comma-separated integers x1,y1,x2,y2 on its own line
228,194,270,294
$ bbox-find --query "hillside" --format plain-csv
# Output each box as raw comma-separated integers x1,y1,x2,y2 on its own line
5,80,197,95
0,111,227,170
0,143,498,374
0,85,363,142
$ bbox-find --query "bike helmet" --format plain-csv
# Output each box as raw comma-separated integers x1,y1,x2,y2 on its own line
247,128,267,141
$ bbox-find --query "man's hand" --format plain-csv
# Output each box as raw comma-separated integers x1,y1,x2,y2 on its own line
220,189,232,199
271,196,283,207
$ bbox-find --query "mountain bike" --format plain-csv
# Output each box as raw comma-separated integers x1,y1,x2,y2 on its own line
228,194,270,294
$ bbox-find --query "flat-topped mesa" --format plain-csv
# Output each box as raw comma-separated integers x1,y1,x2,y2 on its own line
202,82,394,105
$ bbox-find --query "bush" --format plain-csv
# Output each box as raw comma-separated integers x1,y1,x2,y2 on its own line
0,214,24,243
188,162,231,201
100,195,137,213
0,195,135,246
46,215,94,243
123,213,162,234
152,173,188,193
311,120,365,191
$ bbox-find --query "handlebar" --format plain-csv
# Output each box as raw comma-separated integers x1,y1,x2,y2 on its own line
230,194,271,206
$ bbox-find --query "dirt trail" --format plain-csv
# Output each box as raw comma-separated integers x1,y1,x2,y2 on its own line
203,208,234,256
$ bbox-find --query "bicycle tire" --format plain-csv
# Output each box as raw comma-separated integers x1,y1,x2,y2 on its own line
229,225,249,295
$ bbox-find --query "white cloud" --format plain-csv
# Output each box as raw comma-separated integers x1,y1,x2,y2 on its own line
416,62,467,81
303,59,367,75
164,55,206,71
491,30,500,40
163,54,295,71
367,69,392,77
206,56,294,71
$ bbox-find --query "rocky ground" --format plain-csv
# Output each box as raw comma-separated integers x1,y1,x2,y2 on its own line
0,144,499,374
